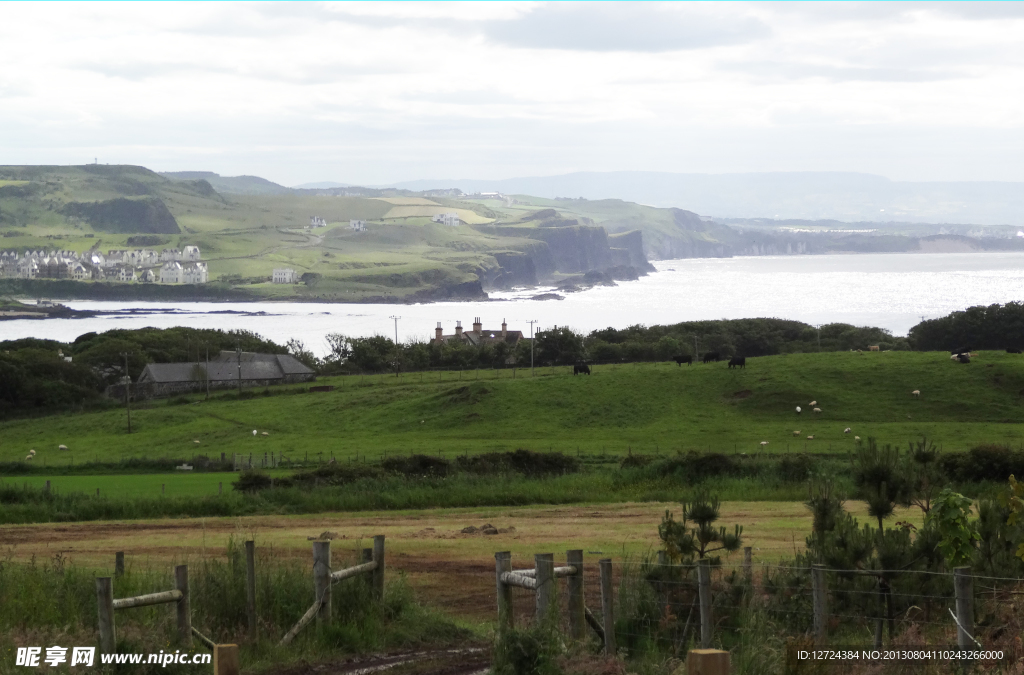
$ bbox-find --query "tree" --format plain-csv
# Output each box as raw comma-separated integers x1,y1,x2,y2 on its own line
658,491,743,564
926,489,979,568
534,326,586,366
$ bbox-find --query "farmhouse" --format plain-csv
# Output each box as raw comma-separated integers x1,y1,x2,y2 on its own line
272,268,297,284
431,212,460,227
131,351,316,399
350,220,366,232
433,317,524,347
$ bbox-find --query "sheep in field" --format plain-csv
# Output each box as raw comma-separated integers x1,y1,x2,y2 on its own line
58,444,67,451
262,432,269,436
809,400,817,406
912,390,920,398
29,449,36,456
795,406,802,414
252,430,257,436
793,430,801,436
813,407,822,413
760,441,769,447
855,436,861,442
844,428,851,433
193,440,201,444
807,435,815,440
25,454,33,461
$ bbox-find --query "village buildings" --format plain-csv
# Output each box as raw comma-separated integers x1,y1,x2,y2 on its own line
0,246,208,284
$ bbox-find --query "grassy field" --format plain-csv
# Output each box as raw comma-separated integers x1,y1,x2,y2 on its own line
3,351,1024,466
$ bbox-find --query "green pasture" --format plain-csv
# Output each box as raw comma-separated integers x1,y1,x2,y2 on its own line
3,351,1024,466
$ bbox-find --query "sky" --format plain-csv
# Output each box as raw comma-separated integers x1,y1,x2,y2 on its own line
2,2,1024,186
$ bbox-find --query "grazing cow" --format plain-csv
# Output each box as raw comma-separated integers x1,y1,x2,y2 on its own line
868,345,880,351
702,352,721,364
674,355,693,366
957,354,971,364
728,356,746,369
573,363,591,375
1008,348,1022,354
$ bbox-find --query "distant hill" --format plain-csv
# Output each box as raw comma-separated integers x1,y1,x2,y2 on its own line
159,171,292,196
388,171,1024,227
292,181,350,189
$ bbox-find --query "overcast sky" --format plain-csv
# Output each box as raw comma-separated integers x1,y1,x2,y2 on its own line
2,2,1024,186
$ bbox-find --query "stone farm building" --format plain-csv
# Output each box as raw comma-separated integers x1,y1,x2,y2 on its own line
129,351,315,399
433,317,524,347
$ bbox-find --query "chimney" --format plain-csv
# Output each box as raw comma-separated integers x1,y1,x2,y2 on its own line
501,318,507,337
435,322,443,341
473,317,482,334
455,320,463,337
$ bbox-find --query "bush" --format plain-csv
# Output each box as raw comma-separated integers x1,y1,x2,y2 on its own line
939,444,1024,483
456,449,579,476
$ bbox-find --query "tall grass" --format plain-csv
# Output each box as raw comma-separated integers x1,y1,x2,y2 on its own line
0,538,469,675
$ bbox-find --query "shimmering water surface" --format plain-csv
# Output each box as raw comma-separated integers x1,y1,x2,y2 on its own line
3,252,1023,356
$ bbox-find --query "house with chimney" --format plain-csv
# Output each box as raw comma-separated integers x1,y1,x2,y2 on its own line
432,317,524,348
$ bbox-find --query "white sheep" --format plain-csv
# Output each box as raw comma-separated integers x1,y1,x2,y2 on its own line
844,428,851,434
29,449,36,456
24,454,33,461
795,406,802,414
854,436,861,442
193,440,201,444
252,430,257,436
912,390,920,398
813,407,822,413
261,432,269,436
807,435,815,440
58,444,67,451
809,400,817,406
793,430,801,436
759,441,769,447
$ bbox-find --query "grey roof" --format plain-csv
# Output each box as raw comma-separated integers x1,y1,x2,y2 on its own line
138,352,313,384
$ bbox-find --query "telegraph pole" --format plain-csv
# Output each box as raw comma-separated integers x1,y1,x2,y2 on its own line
527,320,538,376
122,352,132,434
390,315,401,377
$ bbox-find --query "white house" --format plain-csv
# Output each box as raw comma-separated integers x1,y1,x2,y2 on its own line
70,263,91,281
182,262,208,284
350,220,366,232
141,269,156,283
160,261,182,284
161,248,182,262
116,266,138,283
182,246,201,262
431,212,460,227
272,268,297,284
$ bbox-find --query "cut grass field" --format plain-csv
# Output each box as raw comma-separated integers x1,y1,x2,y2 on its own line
0,500,922,620
3,351,1024,466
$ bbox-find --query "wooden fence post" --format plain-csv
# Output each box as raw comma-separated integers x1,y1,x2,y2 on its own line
599,559,615,656
656,550,669,618
372,535,385,601
698,558,713,649
566,550,584,641
535,553,555,625
313,541,331,624
495,551,513,632
954,567,974,650
245,540,257,640
175,564,192,646
115,552,124,577
96,577,116,654
213,644,239,675
687,649,731,675
44,480,51,494
812,564,827,645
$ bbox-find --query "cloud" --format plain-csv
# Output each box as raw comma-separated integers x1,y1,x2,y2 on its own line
720,60,963,83
482,2,770,52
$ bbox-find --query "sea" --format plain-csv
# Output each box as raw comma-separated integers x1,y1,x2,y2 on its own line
3,252,1023,356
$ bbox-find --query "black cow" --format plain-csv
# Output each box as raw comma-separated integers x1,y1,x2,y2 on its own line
702,352,721,364
957,353,971,364
1008,348,1022,354
728,356,746,369
674,355,693,366
573,363,591,375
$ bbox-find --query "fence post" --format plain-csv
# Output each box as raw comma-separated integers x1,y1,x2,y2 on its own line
495,551,513,632
175,565,192,646
566,550,584,641
245,540,257,640
954,567,974,650
535,553,555,625
812,564,827,645
599,558,615,656
96,577,116,654
44,480,51,494
213,644,239,675
372,535,385,601
743,547,752,584
115,552,124,577
313,541,331,625
698,558,713,649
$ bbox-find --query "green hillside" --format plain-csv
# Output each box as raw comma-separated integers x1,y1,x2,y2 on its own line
0,165,675,301
4,351,1023,465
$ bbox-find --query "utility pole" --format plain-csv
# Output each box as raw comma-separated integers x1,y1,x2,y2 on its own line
527,320,538,376
390,315,401,377
816,324,821,351
236,342,242,396
122,352,132,434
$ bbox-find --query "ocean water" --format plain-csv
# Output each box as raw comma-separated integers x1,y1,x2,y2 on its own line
3,252,1023,356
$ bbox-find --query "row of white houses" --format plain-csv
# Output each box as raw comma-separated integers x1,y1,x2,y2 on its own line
0,247,207,284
